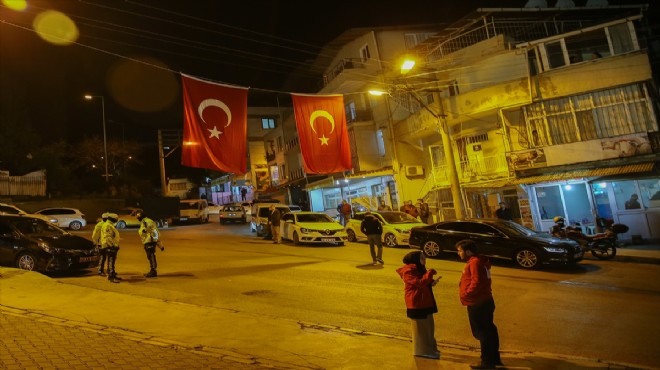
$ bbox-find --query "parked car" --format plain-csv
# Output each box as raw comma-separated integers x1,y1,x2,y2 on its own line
0,215,99,272
0,202,59,225
177,199,209,224
207,202,222,215
219,204,247,224
281,212,347,246
408,219,584,269
34,207,87,230
103,207,143,229
251,204,291,237
345,211,427,247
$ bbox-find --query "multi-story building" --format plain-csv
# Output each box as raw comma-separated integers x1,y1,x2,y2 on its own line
387,4,659,240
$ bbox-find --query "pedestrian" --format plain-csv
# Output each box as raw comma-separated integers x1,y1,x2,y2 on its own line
101,213,121,283
92,212,109,276
402,200,418,218
495,202,512,221
241,187,248,201
269,204,282,244
339,199,352,227
137,211,164,278
417,198,431,224
396,251,442,359
625,194,641,209
378,200,392,211
360,212,383,265
456,240,502,369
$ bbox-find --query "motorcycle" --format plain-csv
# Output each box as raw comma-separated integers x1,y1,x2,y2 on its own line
550,217,628,260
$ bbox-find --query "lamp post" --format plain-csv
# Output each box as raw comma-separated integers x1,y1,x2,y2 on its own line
84,94,109,182
370,59,465,219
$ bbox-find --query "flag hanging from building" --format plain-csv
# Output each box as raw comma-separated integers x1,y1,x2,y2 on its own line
291,93,352,174
181,74,248,174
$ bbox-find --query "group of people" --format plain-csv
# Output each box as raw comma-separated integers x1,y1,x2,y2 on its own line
399,199,431,224
92,211,164,283
396,241,502,369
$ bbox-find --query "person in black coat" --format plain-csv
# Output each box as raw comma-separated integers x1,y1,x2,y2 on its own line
361,212,383,264
495,202,512,221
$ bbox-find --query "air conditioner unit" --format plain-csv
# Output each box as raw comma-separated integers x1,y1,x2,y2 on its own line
405,165,424,177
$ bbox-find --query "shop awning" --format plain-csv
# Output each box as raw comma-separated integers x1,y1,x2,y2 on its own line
511,162,655,185
345,167,394,180
304,176,335,191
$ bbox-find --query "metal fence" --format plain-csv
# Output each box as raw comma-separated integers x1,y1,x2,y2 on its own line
0,171,47,197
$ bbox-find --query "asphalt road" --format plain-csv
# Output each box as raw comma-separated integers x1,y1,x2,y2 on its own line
61,220,660,368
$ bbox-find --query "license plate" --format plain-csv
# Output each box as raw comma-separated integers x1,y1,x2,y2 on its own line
321,238,335,242
180,217,188,221
80,255,99,263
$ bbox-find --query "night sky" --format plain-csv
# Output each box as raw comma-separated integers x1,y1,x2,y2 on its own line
0,0,652,181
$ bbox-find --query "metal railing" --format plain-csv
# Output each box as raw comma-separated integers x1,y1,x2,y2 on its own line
323,58,365,87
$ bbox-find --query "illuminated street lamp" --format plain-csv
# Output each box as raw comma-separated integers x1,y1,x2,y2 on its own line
84,94,109,182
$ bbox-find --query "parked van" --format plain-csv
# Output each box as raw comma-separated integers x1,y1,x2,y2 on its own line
177,199,209,224
250,203,290,237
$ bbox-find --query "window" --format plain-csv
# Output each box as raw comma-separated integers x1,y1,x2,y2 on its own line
360,45,370,63
346,101,357,122
261,118,275,129
545,41,566,69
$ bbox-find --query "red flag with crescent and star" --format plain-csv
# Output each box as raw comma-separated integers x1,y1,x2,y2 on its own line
291,93,352,174
181,74,248,174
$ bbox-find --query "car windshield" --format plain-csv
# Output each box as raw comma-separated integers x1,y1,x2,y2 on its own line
496,221,538,237
378,212,418,224
7,217,65,237
297,214,332,223
180,203,199,210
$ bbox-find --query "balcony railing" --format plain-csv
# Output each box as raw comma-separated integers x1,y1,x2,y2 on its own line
323,58,365,87
459,154,508,179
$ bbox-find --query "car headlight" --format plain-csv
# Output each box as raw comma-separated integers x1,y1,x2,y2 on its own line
38,241,61,253
543,246,567,253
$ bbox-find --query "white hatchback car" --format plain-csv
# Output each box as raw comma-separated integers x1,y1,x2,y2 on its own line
35,207,87,230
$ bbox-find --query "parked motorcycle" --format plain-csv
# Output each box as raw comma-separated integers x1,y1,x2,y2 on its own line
550,216,628,260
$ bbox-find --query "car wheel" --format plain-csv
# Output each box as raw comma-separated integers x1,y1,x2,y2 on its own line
293,232,301,245
346,229,357,242
422,240,441,258
16,253,37,271
384,233,397,247
116,221,126,229
69,221,83,231
515,249,539,269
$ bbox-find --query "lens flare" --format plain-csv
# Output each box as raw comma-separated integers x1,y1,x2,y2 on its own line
33,10,79,45
2,0,27,11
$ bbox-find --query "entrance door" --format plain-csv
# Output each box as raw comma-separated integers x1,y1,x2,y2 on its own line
535,183,594,233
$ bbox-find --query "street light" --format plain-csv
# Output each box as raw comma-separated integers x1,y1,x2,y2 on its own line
369,59,466,219
84,94,109,182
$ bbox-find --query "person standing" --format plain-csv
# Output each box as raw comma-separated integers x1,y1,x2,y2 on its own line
417,198,431,224
339,200,352,227
137,212,164,278
360,212,383,265
101,213,121,283
625,194,641,209
269,204,282,244
403,200,419,218
92,212,109,276
396,251,442,359
456,240,502,369
378,201,392,211
241,187,248,201
495,202,512,221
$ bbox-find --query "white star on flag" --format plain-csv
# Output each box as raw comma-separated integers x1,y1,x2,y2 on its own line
208,126,222,139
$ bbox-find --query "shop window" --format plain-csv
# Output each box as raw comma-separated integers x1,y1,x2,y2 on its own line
536,186,563,221
638,179,660,208
611,180,639,210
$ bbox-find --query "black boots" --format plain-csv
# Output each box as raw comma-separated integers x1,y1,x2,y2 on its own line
144,270,157,278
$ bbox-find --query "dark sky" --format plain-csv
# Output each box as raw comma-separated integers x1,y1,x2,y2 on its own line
1,0,652,148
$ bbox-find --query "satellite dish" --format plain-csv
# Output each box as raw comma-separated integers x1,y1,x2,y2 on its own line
555,0,575,7
524,0,548,8
586,0,608,6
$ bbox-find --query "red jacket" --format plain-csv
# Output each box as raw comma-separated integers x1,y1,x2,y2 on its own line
459,255,493,306
396,264,436,309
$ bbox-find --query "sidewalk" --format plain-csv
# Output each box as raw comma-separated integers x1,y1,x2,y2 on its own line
1,245,658,370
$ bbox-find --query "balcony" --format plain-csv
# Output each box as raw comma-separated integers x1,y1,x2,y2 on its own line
459,154,509,181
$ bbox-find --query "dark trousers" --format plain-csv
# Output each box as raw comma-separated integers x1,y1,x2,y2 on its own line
98,247,108,272
144,242,158,271
106,247,119,277
467,298,501,365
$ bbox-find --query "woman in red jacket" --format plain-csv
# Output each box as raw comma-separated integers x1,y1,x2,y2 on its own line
396,251,442,359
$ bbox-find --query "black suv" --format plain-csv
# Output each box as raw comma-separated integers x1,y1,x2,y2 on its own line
0,215,98,272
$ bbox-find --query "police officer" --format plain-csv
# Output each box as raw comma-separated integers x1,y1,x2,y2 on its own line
92,212,109,276
102,213,121,283
137,211,163,277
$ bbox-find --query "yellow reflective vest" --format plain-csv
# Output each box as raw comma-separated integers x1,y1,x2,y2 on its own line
101,221,120,249
138,217,159,245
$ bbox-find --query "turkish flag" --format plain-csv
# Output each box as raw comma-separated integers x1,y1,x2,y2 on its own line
291,94,352,174
181,74,248,174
